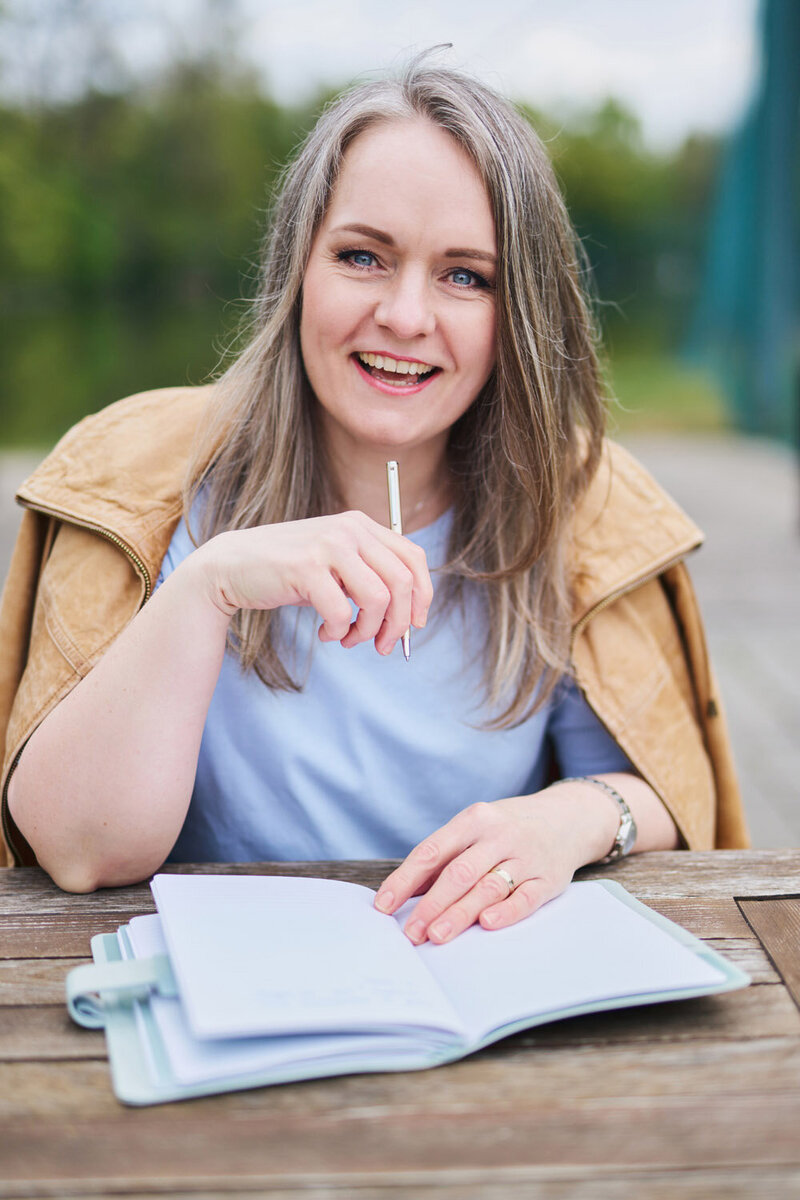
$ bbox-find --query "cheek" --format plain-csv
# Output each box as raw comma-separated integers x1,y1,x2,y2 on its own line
466,309,496,383
301,278,357,360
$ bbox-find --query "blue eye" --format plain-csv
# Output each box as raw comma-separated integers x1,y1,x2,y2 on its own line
338,249,376,268
448,267,490,289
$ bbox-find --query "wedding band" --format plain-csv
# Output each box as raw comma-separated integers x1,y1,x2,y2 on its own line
490,866,516,895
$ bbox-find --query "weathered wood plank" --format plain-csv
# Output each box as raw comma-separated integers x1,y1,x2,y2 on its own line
0,862,395,915
583,850,800,898
702,938,779,983
0,913,131,959
2,851,800,916
3,1090,800,1185
3,1169,800,1199
738,897,800,1011
643,897,751,937
0,957,92,1004
4,1037,800,1121
0,1006,106,1060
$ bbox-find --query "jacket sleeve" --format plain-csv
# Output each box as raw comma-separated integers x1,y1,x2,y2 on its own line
572,562,749,850
0,508,53,866
0,513,147,867
661,562,749,849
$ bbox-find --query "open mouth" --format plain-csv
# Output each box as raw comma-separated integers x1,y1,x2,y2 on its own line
355,352,439,387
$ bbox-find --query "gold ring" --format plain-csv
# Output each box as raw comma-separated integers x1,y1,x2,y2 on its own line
490,866,515,895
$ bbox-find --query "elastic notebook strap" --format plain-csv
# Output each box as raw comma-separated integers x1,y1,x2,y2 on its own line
66,955,177,1029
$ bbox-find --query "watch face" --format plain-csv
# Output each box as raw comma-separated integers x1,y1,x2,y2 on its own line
620,815,637,855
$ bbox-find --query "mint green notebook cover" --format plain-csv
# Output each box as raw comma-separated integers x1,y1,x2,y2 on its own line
66,879,750,1106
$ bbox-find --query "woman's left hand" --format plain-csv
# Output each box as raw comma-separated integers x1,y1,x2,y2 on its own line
373,783,623,943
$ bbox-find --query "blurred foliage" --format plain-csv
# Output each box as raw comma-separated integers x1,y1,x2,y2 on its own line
0,62,321,307
524,99,722,348
0,52,726,447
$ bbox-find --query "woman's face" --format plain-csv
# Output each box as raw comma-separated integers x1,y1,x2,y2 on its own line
300,118,497,465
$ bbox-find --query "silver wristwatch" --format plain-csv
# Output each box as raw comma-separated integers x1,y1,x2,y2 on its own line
558,776,638,863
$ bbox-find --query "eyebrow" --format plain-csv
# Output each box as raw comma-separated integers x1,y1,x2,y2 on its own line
331,223,496,267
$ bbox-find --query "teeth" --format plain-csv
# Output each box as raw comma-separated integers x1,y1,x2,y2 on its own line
358,352,433,376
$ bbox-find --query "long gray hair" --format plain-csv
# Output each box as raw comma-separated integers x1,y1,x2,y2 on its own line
187,55,607,725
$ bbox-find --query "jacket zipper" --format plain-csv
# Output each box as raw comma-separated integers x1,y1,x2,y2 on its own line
16,497,153,602
570,545,700,650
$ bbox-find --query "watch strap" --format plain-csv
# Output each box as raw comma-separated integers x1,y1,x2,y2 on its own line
556,776,638,863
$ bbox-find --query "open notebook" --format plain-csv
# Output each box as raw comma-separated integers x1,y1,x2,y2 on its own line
66,873,749,1105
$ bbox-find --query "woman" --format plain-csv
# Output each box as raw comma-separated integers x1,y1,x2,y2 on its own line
0,60,748,941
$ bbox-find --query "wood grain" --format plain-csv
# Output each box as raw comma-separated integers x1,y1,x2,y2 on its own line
3,1090,800,1186
2,852,800,1196
3,1170,800,1200
2,850,799,914
0,957,92,1004
0,912,134,958
4,1036,800,1119
738,897,800,1010
643,897,751,937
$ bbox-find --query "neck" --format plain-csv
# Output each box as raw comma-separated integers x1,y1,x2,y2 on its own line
321,430,454,533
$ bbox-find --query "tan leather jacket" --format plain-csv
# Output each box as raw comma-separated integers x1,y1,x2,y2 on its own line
0,385,749,867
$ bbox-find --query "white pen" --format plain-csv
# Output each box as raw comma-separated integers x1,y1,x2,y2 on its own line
386,460,411,661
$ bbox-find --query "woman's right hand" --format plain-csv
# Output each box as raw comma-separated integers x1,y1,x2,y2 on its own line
193,511,434,656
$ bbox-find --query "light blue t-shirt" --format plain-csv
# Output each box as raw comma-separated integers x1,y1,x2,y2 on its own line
159,509,631,862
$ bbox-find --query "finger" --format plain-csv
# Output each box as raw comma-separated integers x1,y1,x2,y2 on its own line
354,519,434,630
340,542,413,652
420,858,525,944
374,833,450,919
375,800,500,920
396,538,434,630
327,557,394,648
402,845,504,944
308,574,358,643
479,876,556,931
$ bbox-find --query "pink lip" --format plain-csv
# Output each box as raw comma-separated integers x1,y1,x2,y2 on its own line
352,355,440,396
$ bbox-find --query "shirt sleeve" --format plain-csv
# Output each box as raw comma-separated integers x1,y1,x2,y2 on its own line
546,677,634,777
154,516,193,592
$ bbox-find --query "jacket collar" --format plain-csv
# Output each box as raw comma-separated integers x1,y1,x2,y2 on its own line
568,440,703,627
16,385,215,597
17,386,702,622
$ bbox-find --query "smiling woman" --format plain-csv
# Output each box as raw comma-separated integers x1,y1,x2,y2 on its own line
1,55,748,932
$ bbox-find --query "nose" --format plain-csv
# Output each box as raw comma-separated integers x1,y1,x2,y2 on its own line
373,267,436,340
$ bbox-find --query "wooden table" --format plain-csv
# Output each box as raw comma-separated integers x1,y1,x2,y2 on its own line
2,851,800,1198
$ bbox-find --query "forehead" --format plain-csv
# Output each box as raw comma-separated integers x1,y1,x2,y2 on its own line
322,118,496,249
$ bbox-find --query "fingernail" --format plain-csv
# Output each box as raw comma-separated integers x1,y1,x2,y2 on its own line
430,920,452,942
482,909,500,927
406,920,426,944
374,890,393,912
